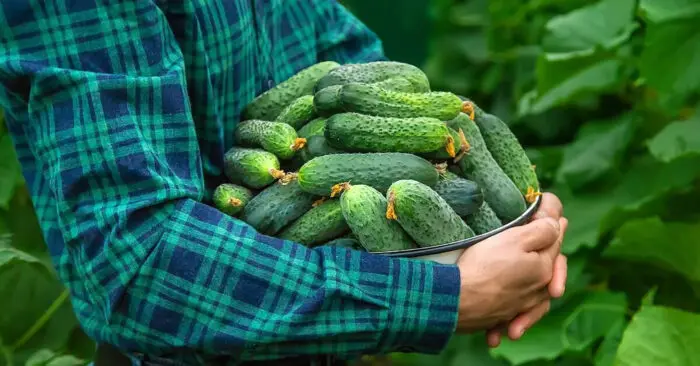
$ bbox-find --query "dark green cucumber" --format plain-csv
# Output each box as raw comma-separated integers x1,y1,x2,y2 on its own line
321,237,365,251
422,127,464,160
234,120,306,160
223,147,285,189
448,113,527,222
464,99,540,202
315,61,430,93
240,173,317,235
276,95,317,130
464,202,503,235
298,153,439,196
297,117,327,139
278,198,349,246
298,135,345,162
386,180,475,247
324,113,456,155
432,171,483,217
339,184,415,252
368,77,417,92
212,183,254,217
316,83,465,120
243,61,340,121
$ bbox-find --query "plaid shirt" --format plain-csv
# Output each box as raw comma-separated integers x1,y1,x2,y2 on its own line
0,1,460,364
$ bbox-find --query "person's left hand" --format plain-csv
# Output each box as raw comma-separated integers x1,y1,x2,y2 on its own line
485,192,569,347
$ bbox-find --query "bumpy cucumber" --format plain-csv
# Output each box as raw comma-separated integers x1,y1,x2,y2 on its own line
276,95,317,130
464,202,503,235
316,83,465,120
325,113,455,155
313,85,343,117
240,174,317,235
298,153,440,196
278,198,349,246
297,117,327,139
432,171,483,217
234,120,306,160
212,183,254,217
339,184,415,252
368,77,418,93
448,113,526,222
386,180,475,247
223,147,284,189
422,127,464,160
243,61,340,121
314,61,430,93
321,237,365,251
464,100,540,202
298,135,344,162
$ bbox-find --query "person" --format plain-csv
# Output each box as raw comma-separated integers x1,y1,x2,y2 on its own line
0,1,568,365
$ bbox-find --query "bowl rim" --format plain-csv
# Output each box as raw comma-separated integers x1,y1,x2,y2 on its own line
376,194,542,258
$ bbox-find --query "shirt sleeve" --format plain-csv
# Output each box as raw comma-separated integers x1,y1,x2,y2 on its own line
313,0,389,63
0,1,460,363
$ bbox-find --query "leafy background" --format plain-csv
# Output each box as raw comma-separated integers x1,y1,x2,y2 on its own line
1,0,699,365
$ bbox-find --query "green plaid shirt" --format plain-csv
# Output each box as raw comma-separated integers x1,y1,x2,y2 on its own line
0,1,460,364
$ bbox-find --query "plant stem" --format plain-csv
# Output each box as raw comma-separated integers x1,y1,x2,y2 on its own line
10,289,69,351
1,345,13,366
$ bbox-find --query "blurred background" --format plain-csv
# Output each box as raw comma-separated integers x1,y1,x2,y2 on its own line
1,0,699,365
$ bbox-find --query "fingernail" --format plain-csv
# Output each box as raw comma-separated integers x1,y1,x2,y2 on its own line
519,327,526,337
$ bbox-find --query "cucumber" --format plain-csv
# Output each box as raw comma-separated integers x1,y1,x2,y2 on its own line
339,183,416,252
297,153,440,197
368,77,418,93
240,173,317,235
316,83,466,120
464,100,540,202
422,127,465,160
464,202,503,235
297,117,327,139
324,113,456,156
432,171,483,217
448,113,527,222
243,61,340,121
314,61,430,93
234,120,306,160
223,147,285,189
298,135,345,162
321,237,365,251
278,198,349,246
386,180,475,247
276,95,317,130
212,183,254,217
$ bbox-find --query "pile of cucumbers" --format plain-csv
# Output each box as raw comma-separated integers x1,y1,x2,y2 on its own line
214,61,541,252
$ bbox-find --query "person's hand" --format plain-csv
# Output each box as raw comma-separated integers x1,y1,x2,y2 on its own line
455,206,563,333
485,193,568,347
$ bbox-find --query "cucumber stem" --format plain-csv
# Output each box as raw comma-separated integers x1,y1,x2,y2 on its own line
461,101,476,121
525,186,542,204
445,135,456,157
229,198,243,207
291,137,307,151
330,182,351,198
386,190,398,220
269,168,286,180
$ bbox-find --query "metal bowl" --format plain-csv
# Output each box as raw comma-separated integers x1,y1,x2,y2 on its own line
376,194,542,264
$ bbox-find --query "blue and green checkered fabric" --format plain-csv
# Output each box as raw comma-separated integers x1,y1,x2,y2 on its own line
0,0,460,363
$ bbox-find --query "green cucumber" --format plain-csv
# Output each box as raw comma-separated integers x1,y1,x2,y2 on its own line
432,171,483,217
324,113,456,155
321,237,365,251
464,202,503,235
339,184,415,252
223,147,285,189
298,135,345,162
275,95,317,130
422,127,464,160
464,99,540,202
243,61,340,121
315,61,430,93
212,183,254,217
386,180,475,247
315,83,465,120
297,153,440,196
297,117,327,139
368,77,418,92
234,120,306,160
448,113,527,222
240,173,317,235
278,198,349,246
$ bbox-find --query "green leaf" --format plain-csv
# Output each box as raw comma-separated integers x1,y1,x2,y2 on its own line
0,134,22,209
614,305,700,366
489,291,627,365
648,113,700,163
449,334,509,366
542,0,637,54
556,115,635,190
640,18,700,97
639,0,700,23
594,319,627,366
603,217,700,283
25,349,86,366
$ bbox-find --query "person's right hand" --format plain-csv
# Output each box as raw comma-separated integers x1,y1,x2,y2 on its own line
454,215,562,334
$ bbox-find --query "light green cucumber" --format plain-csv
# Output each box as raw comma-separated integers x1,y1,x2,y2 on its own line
278,198,349,246
314,61,430,93
234,120,306,160
368,77,418,92
212,183,254,217
464,202,503,235
313,85,343,117
297,117,327,139
275,95,317,130
422,127,465,160
298,135,345,162
223,147,285,189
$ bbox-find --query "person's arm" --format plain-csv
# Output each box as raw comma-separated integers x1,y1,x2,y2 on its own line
0,1,459,362
312,0,389,63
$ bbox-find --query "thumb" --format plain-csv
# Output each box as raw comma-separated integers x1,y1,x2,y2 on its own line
517,217,560,252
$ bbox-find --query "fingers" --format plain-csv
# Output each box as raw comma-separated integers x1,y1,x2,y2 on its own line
508,299,552,340
548,254,568,298
531,192,563,221
486,326,505,348
517,217,560,252
540,217,568,263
